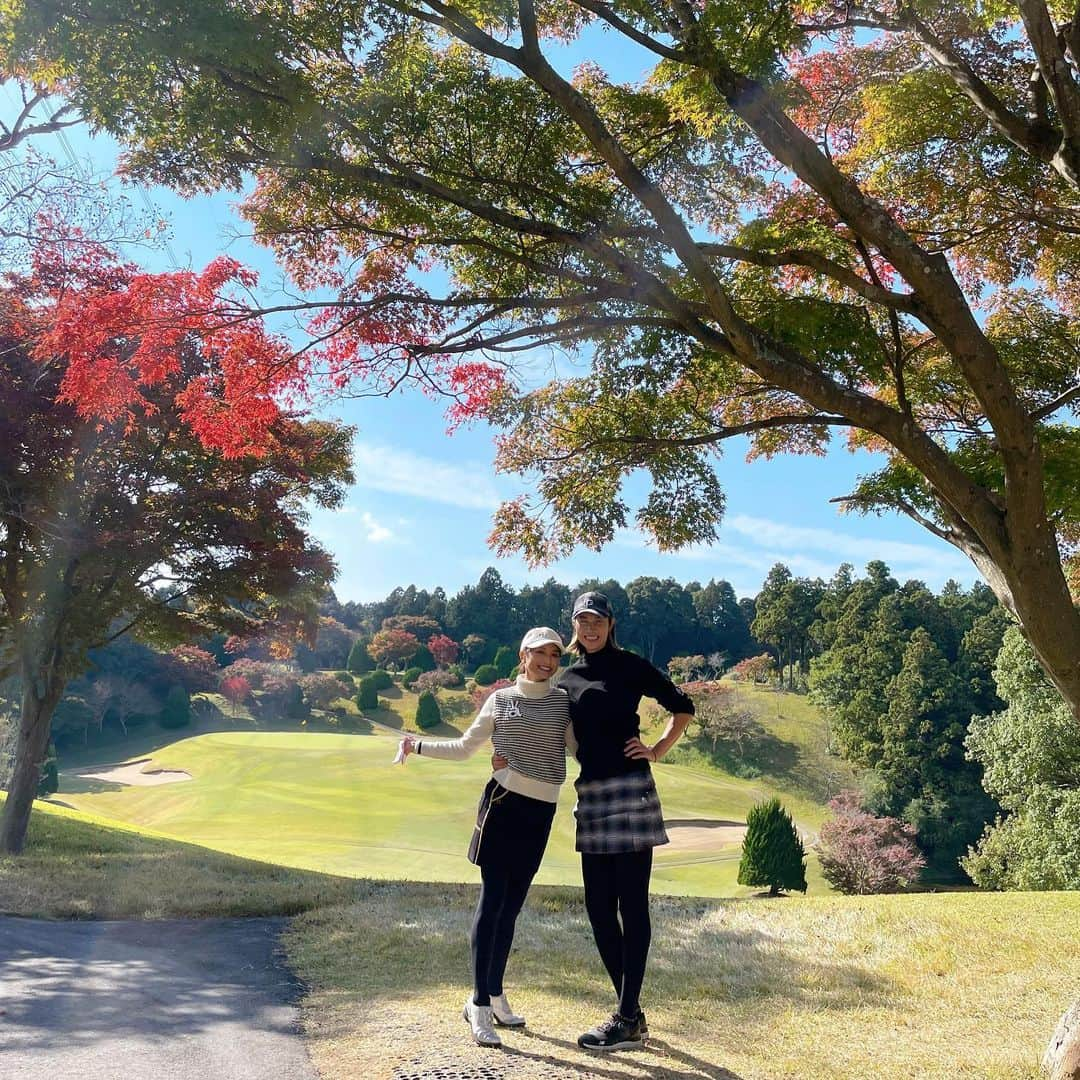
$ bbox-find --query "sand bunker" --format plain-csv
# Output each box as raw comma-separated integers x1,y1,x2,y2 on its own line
664,817,747,852
74,758,192,787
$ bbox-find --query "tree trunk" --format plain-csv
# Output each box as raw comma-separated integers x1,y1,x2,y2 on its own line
0,666,64,855
1044,1000,1080,1080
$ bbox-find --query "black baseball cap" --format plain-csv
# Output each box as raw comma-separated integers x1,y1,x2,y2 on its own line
572,591,612,619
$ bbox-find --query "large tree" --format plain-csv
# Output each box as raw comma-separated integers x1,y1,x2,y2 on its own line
8,2,1076,720
0,240,352,853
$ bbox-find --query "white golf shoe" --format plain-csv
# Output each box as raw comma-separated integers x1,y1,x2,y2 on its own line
462,997,502,1047
490,993,526,1027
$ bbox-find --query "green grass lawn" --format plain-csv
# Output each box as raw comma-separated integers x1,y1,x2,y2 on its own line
51,726,832,896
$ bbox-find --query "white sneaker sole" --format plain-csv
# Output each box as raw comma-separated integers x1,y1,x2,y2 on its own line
492,1015,526,1028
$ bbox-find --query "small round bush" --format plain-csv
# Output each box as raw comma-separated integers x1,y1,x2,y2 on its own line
334,670,353,682
473,664,499,686
401,666,423,689
416,691,442,731
370,669,393,691
159,684,192,730
414,669,457,694
356,677,379,712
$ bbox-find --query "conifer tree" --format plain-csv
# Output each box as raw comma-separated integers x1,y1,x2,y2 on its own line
738,798,807,898
346,639,374,675
415,691,441,731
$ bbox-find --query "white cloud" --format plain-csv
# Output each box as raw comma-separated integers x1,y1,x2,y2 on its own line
726,515,970,574
350,442,501,510
614,514,973,588
360,512,394,543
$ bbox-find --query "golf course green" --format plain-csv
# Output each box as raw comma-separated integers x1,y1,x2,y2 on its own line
54,728,830,896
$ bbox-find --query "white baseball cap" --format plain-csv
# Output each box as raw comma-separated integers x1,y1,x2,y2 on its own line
520,626,564,652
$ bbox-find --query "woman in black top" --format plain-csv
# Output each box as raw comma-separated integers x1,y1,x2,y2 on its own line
561,591,694,1052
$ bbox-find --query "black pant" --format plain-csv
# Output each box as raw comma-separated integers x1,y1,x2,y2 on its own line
581,849,653,1018
470,861,533,1005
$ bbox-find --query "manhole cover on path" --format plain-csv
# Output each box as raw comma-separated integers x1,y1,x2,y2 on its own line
392,1057,579,1080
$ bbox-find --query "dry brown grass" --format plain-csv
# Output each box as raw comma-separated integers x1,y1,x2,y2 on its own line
286,882,1080,1080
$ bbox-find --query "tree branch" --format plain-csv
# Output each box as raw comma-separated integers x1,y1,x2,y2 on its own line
1018,0,1080,184
567,0,688,63
1032,384,1080,421
699,242,923,315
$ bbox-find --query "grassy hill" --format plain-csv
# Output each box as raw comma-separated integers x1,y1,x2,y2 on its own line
52,727,828,896
3,800,1078,1079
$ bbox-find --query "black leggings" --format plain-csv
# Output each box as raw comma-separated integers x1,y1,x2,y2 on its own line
470,862,533,1005
581,849,653,1018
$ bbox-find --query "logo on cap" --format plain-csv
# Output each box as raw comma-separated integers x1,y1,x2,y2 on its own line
572,591,612,619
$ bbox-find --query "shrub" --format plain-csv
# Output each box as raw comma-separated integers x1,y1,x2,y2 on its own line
414,669,457,694
737,797,807,897
370,669,393,691
474,664,500,686
299,673,351,710
346,638,374,674
415,690,442,730
471,679,513,709
493,645,516,679
159,684,192,729
731,654,775,685
815,791,925,894
356,677,379,712
401,666,423,689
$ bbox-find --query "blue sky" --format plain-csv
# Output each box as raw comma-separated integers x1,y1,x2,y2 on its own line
7,76,980,604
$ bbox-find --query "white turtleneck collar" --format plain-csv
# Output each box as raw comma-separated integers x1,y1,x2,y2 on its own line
514,673,556,698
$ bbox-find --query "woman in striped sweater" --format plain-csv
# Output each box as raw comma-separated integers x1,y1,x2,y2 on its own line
398,626,574,1048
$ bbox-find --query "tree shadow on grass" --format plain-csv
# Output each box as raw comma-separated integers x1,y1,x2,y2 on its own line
0,916,305,1058
304,881,894,1017
692,730,800,783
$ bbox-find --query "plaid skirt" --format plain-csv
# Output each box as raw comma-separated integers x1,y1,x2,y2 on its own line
573,771,669,854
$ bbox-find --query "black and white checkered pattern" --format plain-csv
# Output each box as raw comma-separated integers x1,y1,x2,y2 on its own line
573,772,669,854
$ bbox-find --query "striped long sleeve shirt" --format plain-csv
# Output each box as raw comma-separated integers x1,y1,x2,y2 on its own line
416,675,576,803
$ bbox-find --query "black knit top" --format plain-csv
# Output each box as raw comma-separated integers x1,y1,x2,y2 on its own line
560,645,695,782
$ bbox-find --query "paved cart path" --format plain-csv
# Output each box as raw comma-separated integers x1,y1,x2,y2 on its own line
0,916,317,1080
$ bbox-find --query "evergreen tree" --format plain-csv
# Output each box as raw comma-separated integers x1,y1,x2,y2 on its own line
411,644,436,673
356,677,378,712
737,798,807,897
347,638,374,675
964,627,1080,890
492,645,516,680
159,685,192,730
415,691,441,731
